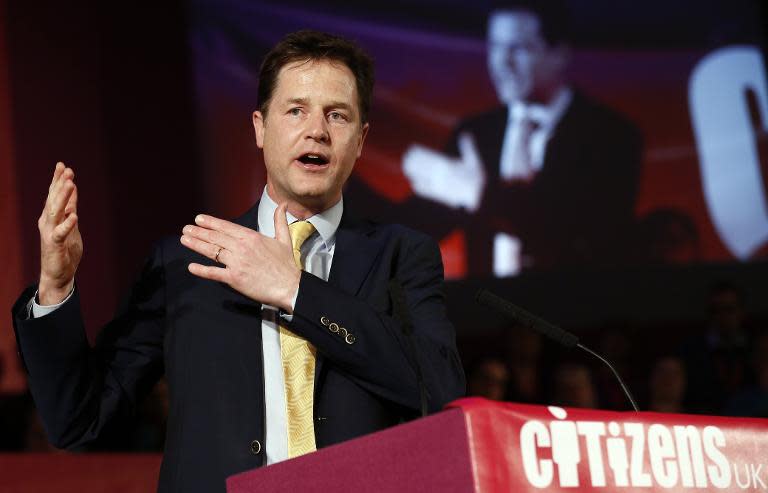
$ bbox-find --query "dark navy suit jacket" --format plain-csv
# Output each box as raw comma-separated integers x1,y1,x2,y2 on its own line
12,202,466,492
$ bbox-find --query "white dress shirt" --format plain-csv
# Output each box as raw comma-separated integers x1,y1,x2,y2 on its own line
30,187,344,466
257,188,342,465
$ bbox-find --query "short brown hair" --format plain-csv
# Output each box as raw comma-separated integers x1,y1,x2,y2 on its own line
257,30,375,124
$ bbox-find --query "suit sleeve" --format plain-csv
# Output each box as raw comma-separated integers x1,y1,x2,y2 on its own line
288,232,465,413
10,244,166,449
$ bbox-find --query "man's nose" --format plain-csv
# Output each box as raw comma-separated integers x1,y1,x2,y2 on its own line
505,51,521,71
306,112,329,142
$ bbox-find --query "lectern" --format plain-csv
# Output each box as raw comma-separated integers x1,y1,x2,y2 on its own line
227,398,768,492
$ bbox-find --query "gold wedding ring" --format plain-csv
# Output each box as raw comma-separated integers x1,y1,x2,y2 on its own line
214,247,222,263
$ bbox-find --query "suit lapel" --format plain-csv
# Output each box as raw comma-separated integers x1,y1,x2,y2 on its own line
233,201,261,231
327,213,379,295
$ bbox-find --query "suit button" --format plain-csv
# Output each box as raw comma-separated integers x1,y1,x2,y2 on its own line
250,439,262,455
338,327,348,338
320,316,330,326
345,333,356,345
329,322,340,333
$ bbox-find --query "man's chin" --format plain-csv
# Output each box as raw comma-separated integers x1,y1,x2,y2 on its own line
287,187,338,210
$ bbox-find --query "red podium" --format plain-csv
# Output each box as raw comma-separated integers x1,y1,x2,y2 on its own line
227,398,768,493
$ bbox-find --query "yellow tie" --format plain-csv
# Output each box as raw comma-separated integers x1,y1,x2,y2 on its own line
280,220,318,458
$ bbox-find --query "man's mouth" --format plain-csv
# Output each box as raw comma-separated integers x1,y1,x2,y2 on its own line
297,153,330,166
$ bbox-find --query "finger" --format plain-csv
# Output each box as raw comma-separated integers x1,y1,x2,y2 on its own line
64,184,78,216
48,162,65,191
188,263,229,283
194,214,250,239
46,167,75,219
274,202,290,245
180,234,228,263
50,180,76,223
182,224,239,252
52,214,78,243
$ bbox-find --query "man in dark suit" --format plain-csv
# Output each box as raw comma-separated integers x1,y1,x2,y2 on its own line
12,31,465,492
402,1,642,275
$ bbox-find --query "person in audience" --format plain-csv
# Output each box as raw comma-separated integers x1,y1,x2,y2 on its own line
647,355,687,414
504,329,544,403
680,281,750,414
550,362,598,409
726,330,768,417
466,357,511,401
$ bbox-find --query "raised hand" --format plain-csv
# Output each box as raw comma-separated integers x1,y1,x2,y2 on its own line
38,162,83,305
180,202,301,312
402,132,486,212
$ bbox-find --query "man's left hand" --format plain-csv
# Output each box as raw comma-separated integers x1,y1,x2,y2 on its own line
180,202,300,312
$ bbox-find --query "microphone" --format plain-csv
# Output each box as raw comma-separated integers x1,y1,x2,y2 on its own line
475,289,639,412
390,279,429,418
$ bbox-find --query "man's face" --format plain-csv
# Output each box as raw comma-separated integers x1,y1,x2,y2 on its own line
487,10,563,104
253,59,369,212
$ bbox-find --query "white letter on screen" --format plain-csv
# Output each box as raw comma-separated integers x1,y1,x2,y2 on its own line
689,45,768,259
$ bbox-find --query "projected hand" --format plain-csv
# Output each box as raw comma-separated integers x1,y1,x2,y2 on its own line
180,202,301,312
38,162,83,305
402,132,486,212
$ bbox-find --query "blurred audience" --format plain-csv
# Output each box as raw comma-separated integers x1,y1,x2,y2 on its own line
504,329,544,404
725,330,768,417
550,362,598,409
466,357,511,401
646,355,687,414
680,281,751,414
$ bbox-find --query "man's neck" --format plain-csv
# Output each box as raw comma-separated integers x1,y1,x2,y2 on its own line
286,204,319,221
265,184,338,220
525,82,567,107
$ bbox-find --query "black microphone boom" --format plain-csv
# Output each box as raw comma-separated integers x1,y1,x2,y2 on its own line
476,289,578,348
475,289,639,412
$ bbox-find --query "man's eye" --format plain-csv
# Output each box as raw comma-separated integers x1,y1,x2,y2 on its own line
329,111,347,121
289,108,302,116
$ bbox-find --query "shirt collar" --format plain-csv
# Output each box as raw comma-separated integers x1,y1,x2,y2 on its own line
257,187,343,248
509,87,573,129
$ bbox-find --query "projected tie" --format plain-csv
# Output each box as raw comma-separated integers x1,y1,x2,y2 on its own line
280,220,318,458
500,110,537,182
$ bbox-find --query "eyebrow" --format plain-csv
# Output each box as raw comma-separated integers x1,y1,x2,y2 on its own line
287,97,310,106
285,97,354,112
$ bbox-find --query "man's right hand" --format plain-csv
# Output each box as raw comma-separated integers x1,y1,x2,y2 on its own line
37,162,82,305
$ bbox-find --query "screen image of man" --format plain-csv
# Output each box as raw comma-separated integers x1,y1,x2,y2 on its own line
11,31,465,492
401,1,643,276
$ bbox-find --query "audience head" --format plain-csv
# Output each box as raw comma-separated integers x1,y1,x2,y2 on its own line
552,362,597,409
467,356,511,401
648,354,687,413
707,281,745,335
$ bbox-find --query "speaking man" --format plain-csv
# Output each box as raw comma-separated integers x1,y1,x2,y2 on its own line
12,30,465,492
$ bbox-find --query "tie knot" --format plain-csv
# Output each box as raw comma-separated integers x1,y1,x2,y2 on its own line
289,221,317,252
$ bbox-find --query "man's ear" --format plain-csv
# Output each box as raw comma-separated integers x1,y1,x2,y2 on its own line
253,110,265,149
356,122,370,158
